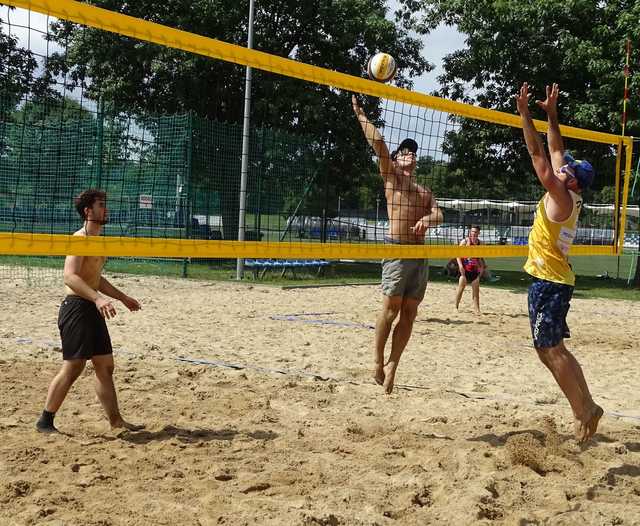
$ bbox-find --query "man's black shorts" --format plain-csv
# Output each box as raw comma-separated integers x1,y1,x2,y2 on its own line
58,295,112,360
527,278,573,349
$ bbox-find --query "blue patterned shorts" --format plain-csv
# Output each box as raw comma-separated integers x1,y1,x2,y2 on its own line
528,278,573,349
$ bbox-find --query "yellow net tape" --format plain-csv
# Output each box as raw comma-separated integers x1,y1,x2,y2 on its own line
0,233,616,258
0,0,633,259
3,0,632,146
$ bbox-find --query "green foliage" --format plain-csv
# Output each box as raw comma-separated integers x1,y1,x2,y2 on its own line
596,185,617,204
0,97,321,238
0,13,46,110
4,0,635,241
0,97,97,213
399,0,639,199
45,0,431,218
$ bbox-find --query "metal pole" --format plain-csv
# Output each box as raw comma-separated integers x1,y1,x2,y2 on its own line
182,112,193,279
617,39,632,279
95,97,104,189
236,0,255,280
375,197,380,242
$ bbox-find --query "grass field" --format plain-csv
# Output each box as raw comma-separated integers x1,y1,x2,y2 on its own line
433,254,639,281
1,251,638,301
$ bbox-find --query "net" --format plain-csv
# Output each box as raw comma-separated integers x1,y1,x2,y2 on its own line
0,0,634,266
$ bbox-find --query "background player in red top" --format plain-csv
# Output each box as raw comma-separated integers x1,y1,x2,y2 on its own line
455,225,486,314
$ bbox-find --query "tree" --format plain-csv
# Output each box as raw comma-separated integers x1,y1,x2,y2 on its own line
596,185,617,204
0,8,54,164
415,154,476,198
399,0,640,283
4,97,98,218
47,0,431,239
397,0,639,200
0,13,38,111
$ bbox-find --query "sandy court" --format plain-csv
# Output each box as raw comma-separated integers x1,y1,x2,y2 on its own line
1,274,639,525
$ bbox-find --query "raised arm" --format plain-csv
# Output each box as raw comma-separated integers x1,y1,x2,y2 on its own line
536,83,564,171
516,83,564,195
352,95,393,178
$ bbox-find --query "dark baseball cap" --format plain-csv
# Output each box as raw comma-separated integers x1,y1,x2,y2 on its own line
397,138,418,154
391,138,418,161
563,152,595,190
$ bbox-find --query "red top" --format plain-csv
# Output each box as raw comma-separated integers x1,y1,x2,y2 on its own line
461,237,481,272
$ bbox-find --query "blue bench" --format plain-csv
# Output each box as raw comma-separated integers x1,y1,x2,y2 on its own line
244,259,330,279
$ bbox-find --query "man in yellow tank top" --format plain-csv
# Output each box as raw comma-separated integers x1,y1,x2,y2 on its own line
516,82,603,443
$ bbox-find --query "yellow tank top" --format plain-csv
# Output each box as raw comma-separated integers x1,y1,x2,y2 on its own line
523,191,582,286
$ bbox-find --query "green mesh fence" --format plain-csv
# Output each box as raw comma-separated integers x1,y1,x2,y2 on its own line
0,101,316,235
0,4,636,285
0,98,321,283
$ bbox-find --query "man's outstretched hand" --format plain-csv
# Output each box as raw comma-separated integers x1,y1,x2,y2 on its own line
516,82,531,116
536,83,559,117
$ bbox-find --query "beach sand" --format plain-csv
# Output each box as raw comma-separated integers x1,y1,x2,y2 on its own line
1,275,639,525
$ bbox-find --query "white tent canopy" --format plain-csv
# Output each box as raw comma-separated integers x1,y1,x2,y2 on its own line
438,198,639,218
438,199,537,213
582,204,639,217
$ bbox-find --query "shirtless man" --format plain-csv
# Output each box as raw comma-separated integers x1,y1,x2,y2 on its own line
352,95,443,393
455,225,486,314
36,189,143,433
516,82,603,442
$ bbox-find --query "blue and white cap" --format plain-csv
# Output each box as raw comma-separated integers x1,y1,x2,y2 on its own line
563,152,595,190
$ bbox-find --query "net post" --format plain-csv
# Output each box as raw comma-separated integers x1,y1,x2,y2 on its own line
95,97,104,188
182,111,194,279
236,0,255,281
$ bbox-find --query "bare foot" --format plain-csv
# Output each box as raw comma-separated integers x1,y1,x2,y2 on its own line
372,364,385,385
382,363,397,394
574,404,604,443
111,418,145,432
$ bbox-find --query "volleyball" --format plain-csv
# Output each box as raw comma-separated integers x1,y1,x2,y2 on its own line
367,52,397,83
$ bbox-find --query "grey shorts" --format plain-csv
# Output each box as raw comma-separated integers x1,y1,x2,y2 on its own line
381,258,429,300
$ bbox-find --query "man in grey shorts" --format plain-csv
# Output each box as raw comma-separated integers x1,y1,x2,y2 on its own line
382,239,429,299
353,95,443,393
